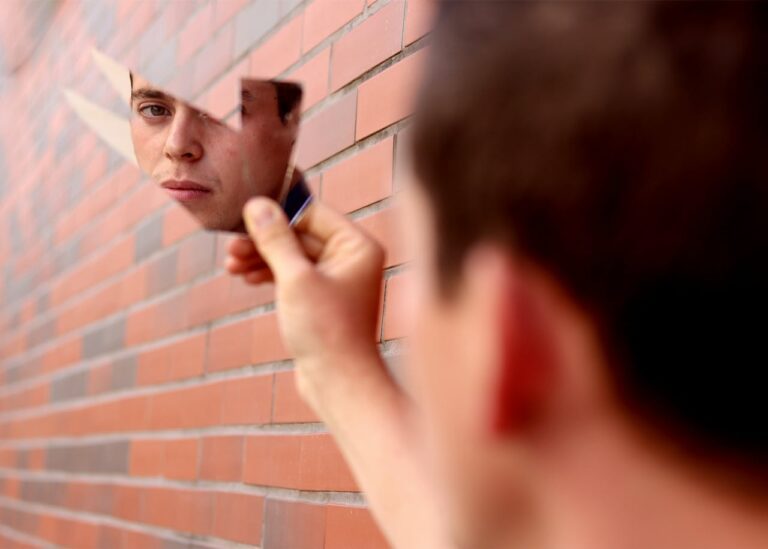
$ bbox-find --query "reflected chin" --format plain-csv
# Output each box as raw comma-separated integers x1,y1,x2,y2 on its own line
191,211,244,233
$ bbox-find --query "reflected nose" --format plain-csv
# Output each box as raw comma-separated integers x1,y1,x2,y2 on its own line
163,106,203,162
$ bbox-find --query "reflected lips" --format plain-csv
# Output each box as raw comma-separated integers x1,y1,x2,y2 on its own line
161,179,212,201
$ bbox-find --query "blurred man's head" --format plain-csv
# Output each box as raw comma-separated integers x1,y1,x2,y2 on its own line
405,2,767,547
129,74,299,232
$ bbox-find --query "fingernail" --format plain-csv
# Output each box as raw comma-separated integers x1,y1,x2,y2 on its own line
248,201,274,228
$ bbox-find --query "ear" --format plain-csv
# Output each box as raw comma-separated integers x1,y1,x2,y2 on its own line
488,256,556,435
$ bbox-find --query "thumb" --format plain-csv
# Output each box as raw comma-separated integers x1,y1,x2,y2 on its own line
243,197,311,282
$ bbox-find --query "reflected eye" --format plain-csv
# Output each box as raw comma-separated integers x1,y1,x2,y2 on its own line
138,104,171,119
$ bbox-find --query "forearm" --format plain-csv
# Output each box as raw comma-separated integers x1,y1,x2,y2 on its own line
296,353,450,549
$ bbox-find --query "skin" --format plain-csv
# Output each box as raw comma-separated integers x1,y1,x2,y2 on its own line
129,74,295,232
241,79,299,207
225,185,768,549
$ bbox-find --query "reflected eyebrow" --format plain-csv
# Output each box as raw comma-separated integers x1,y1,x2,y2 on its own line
131,87,174,103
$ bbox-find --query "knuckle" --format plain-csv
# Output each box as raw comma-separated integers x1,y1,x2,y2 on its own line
363,237,386,266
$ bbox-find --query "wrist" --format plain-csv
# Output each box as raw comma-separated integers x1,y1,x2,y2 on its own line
293,347,392,416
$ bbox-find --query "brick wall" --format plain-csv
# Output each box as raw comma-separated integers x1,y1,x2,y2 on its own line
0,0,432,547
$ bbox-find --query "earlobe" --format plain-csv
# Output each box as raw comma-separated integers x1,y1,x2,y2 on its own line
489,266,556,435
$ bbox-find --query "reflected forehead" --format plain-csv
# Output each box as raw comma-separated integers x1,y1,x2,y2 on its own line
242,82,276,101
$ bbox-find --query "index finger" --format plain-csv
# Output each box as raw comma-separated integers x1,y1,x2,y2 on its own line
228,235,258,258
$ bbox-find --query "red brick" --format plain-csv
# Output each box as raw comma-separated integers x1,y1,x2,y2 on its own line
243,434,358,491
126,0,158,44
83,149,108,189
208,313,288,372
50,235,135,307
192,25,235,94
187,274,232,326
203,57,249,120
296,91,357,168
86,395,150,434
57,276,126,335
26,448,45,470
163,438,198,480
272,370,319,423
213,492,264,545
302,435,359,491
214,0,249,28
357,205,409,267
288,48,330,111
136,332,206,386
200,435,244,481
118,265,147,309
405,0,436,45
248,14,303,78
126,529,166,548
49,515,100,548
177,2,215,65
219,374,273,424
322,137,393,212
114,485,142,521
325,505,389,549
93,180,170,252
162,203,201,246
207,317,254,372
176,230,217,284
7,477,21,499
125,292,189,346
40,338,81,374
180,489,217,535
263,499,326,549
330,1,405,90
356,48,426,138
143,487,213,535
303,0,365,52
68,483,113,515
148,382,224,430
129,439,165,476
243,435,300,487
162,0,201,39
54,164,139,245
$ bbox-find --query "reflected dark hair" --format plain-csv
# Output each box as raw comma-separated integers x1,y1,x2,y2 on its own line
272,81,303,123
412,2,768,467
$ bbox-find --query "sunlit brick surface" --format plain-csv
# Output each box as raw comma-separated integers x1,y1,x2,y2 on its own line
0,0,432,546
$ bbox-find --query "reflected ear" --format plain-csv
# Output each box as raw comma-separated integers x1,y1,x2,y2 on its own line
284,107,301,142
489,262,556,435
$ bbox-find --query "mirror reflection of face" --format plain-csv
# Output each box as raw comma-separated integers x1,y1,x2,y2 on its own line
130,74,248,231
129,74,302,233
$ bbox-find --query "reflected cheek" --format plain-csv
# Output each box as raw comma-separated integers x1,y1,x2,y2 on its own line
131,125,162,174
225,141,242,160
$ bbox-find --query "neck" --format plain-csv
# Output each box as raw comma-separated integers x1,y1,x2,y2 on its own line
519,413,768,549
